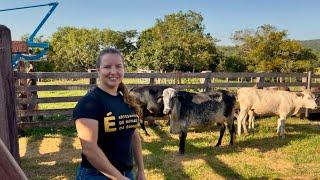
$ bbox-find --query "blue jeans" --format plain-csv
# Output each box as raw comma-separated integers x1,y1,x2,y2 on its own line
76,166,134,180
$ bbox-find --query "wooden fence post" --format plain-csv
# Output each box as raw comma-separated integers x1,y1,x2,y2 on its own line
256,76,264,88
302,74,308,88
150,72,155,85
0,25,20,163
279,76,283,83
203,72,212,92
175,72,182,85
200,70,212,92
18,61,28,122
305,71,312,118
26,61,38,122
0,138,27,179
88,69,97,91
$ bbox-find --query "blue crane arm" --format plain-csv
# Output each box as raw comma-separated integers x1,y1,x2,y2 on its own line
0,2,58,44
0,2,59,68
28,2,58,43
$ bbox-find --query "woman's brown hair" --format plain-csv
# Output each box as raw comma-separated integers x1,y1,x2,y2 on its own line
96,48,142,118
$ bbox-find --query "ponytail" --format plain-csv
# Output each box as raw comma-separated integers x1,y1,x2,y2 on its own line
117,82,143,118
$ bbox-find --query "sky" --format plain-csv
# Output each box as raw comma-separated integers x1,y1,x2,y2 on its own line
0,0,319,46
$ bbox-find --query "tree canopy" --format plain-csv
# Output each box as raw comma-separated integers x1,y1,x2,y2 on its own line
48,27,137,71
134,11,220,72
232,24,318,72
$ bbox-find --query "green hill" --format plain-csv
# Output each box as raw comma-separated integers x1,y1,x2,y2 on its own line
299,39,320,51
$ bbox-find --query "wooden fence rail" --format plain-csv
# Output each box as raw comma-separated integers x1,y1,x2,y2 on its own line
17,96,82,104
14,71,320,129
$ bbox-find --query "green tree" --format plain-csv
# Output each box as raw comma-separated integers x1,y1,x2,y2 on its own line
217,55,246,72
49,27,101,71
101,29,137,71
217,45,247,72
134,11,219,72
232,24,318,72
49,27,137,71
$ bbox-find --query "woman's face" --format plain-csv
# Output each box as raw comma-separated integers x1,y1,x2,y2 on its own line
97,53,124,90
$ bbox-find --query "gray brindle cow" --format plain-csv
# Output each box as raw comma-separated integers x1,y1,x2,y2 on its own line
162,88,236,154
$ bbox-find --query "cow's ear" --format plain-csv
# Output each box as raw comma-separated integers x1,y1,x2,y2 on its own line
296,92,304,98
156,95,163,103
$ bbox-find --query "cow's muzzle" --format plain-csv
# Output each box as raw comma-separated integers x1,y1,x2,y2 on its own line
307,103,318,110
163,108,171,115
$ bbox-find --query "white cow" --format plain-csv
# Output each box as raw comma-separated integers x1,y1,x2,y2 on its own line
247,87,290,131
237,87,317,138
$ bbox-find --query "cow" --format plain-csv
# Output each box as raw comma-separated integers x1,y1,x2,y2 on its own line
161,88,236,154
237,87,318,138
129,85,169,135
246,86,291,131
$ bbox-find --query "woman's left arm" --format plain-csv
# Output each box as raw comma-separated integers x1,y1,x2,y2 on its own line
132,129,146,180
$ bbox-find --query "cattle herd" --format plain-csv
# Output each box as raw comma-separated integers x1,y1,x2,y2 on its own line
129,85,318,154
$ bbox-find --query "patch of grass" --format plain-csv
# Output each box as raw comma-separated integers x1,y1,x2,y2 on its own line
21,127,77,137
20,116,320,179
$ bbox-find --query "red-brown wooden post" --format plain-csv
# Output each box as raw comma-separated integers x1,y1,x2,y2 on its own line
0,25,20,163
0,138,27,179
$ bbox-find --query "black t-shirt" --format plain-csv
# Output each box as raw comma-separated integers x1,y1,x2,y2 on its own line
73,87,139,172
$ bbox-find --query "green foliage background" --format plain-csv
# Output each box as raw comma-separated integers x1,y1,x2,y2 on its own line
26,11,319,72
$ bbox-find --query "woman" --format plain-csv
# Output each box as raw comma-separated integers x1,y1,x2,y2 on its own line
74,48,146,180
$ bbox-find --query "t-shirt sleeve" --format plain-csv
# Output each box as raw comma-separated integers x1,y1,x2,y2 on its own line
73,95,103,121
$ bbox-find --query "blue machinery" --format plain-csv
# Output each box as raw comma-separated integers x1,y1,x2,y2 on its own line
0,2,58,68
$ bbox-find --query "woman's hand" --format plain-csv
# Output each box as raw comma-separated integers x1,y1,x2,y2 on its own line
136,169,146,180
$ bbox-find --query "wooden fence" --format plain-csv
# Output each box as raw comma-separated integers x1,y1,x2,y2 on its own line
14,71,320,129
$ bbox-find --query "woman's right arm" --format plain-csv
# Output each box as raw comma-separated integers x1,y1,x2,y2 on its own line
75,118,128,180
